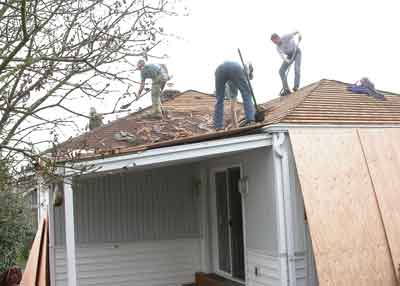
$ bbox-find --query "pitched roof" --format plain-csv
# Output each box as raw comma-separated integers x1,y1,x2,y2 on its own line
55,90,245,159
55,79,400,160
262,79,400,124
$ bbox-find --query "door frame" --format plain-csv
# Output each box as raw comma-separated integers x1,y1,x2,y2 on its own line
210,163,247,282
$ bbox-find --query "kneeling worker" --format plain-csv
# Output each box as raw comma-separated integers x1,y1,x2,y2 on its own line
136,59,169,119
271,31,302,96
214,61,255,130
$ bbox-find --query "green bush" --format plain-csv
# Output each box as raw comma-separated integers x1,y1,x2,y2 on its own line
0,186,33,272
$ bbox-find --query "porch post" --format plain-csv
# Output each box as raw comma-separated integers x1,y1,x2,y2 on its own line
64,176,77,286
272,132,297,286
199,168,212,272
272,132,289,286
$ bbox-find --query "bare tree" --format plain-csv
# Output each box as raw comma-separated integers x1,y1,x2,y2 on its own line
0,0,178,176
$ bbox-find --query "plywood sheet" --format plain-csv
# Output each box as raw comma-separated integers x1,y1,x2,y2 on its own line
358,128,400,279
289,128,397,286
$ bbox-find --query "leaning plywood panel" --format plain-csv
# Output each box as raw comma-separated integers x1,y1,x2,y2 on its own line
358,128,400,280
289,128,397,286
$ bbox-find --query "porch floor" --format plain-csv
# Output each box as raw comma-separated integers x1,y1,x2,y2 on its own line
195,272,244,286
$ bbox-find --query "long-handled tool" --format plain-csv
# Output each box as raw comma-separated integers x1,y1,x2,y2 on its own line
237,48,265,122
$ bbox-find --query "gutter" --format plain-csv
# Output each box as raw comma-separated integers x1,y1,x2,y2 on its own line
65,133,272,175
272,132,296,286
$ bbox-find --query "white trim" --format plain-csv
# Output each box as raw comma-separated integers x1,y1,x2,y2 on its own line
67,133,272,175
36,186,41,225
265,123,400,133
64,177,77,286
199,167,211,272
272,133,289,286
281,135,297,286
272,132,296,286
238,176,248,283
210,164,246,283
48,185,56,286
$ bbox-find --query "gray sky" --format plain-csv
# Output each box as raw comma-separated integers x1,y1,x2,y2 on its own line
159,0,399,104
43,0,400,144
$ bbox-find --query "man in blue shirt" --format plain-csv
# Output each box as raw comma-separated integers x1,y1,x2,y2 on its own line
214,61,255,130
271,31,302,96
136,60,169,119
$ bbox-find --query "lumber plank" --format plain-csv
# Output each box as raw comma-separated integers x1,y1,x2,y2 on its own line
289,128,397,286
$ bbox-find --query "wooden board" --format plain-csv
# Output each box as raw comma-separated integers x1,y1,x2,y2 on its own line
358,128,400,280
289,128,397,286
21,216,45,286
20,215,49,286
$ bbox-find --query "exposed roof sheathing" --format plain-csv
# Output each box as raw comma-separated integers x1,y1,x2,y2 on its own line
55,90,244,158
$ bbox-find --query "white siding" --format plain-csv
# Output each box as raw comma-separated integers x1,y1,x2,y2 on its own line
201,147,279,284
52,164,202,286
246,249,280,286
202,148,278,254
55,239,201,286
54,165,200,245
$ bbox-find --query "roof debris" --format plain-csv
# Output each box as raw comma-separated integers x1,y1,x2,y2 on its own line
54,81,400,160
113,131,137,144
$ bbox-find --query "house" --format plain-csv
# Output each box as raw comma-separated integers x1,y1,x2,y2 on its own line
46,79,400,286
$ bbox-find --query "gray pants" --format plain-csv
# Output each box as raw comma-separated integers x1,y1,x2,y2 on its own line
279,48,302,91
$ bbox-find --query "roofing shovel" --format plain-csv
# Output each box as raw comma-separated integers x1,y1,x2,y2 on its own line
237,48,265,122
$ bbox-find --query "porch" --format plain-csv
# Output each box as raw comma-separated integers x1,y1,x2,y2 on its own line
49,133,315,286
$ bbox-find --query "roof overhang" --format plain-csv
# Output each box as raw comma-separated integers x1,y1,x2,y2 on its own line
65,133,272,175
264,123,400,133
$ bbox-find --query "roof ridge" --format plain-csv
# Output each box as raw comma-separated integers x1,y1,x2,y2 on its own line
320,79,400,96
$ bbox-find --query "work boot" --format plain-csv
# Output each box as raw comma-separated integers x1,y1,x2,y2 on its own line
143,113,163,120
280,89,291,96
239,119,255,128
293,87,298,92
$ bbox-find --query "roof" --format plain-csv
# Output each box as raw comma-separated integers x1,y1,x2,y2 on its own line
55,79,400,161
262,79,400,124
54,90,246,159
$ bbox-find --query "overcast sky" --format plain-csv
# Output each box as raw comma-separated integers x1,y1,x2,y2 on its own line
48,0,400,142
158,0,400,104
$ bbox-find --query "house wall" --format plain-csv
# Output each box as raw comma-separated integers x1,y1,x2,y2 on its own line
286,138,318,286
53,164,201,286
200,147,280,285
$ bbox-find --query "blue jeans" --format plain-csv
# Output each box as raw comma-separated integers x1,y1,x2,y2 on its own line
213,62,255,129
279,48,302,91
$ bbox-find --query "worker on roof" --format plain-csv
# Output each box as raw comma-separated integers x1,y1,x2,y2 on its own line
271,31,302,96
136,59,170,119
214,61,255,130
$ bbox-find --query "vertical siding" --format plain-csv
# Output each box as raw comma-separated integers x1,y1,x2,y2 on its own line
54,165,199,245
55,239,201,286
53,164,201,286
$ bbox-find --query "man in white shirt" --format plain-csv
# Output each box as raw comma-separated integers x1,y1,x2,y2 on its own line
271,31,302,96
